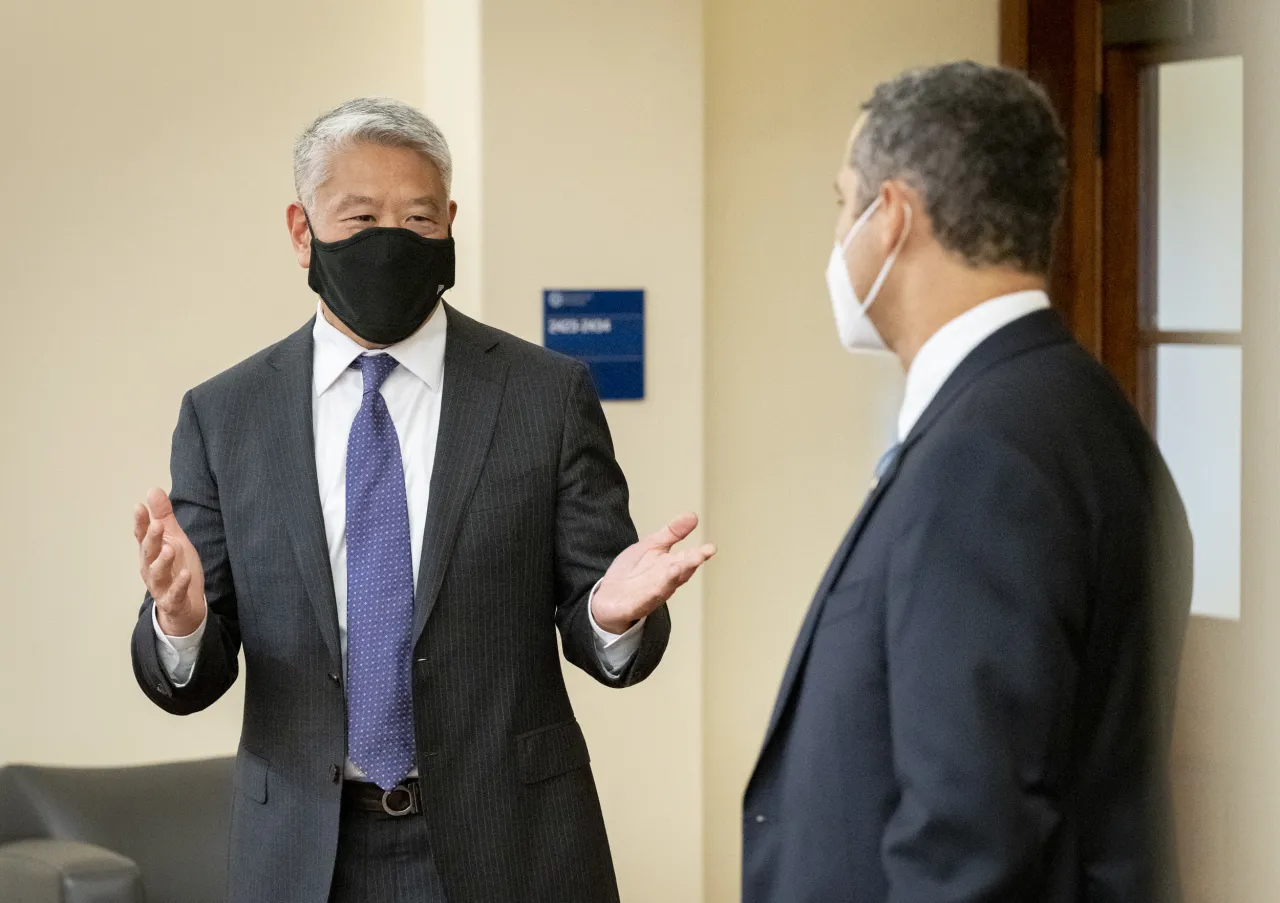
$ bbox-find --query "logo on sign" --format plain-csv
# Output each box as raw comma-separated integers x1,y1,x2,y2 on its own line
543,289,644,401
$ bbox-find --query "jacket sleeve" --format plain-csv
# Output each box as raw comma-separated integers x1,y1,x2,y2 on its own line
131,389,242,715
881,431,1089,902
553,361,670,688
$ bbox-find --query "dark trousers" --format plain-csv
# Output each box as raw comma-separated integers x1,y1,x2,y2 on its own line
327,801,448,903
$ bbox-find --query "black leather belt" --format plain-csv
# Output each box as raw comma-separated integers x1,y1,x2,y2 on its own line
342,778,422,817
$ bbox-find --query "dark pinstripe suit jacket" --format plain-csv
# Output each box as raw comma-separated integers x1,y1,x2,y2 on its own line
130,305,670,903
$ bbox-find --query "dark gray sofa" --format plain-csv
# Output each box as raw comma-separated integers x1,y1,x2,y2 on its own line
0,758,232,903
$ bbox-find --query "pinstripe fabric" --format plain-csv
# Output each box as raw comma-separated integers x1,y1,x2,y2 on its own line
328,809,446,903
130,305,671,903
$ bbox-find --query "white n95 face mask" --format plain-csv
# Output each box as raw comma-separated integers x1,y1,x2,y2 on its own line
825,197,913,353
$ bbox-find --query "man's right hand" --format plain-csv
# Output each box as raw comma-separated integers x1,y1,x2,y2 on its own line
135,487,207,637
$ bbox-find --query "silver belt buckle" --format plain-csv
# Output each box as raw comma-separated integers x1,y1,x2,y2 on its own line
381,785,415,817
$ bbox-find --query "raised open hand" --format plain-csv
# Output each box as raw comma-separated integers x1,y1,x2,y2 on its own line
134,487,206,637
590,512,716,634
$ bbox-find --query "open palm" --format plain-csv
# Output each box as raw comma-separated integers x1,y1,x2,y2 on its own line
134,487,207,637
591,512,716,634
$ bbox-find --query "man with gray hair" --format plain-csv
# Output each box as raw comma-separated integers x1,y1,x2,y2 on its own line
129,97,714,903
743,62,1191,902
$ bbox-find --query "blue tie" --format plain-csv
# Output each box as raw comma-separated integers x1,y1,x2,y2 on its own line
873,442,902,485
345,354,416,790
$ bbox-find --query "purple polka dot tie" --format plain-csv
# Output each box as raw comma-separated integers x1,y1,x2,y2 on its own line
345,354,416,791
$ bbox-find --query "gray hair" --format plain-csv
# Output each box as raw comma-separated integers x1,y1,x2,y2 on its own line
852,61,1068,275
293,97,452,209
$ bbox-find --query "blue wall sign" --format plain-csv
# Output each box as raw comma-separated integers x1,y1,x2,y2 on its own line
543,289,644,401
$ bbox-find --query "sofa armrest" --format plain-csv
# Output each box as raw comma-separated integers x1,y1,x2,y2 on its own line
0,839,143,903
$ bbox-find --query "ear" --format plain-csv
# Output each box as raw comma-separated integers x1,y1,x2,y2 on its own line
878,181,915,254
448,199,459,227
286,202,312,269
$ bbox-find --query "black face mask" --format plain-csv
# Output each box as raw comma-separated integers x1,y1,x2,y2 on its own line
307,223,455,345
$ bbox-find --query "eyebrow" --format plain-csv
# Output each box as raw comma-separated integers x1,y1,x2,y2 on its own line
407,196,442,213
333,195,378,215
332,195,442,216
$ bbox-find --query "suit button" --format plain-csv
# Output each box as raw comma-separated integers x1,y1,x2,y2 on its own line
328,672,342,686
755,815,767,824
330,765,341,784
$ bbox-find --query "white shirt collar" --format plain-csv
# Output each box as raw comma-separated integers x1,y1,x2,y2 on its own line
897,290,1051,441
312,303,448,397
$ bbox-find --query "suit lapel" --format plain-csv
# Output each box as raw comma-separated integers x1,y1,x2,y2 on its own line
263,321,343,671
757,449,907,756
754,309,1076,766
412,307,509,644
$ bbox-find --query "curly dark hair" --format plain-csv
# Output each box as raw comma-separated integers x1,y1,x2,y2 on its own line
852,61,1068,275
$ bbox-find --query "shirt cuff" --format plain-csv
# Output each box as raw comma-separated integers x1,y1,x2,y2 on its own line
151,603,207,688
587,581,645,675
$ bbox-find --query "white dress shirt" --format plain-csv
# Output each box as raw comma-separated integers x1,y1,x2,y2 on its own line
897,290,1051,441
154,304,643,780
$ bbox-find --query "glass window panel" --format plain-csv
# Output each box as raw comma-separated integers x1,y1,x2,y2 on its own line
1155,345,1242,620
1154,56,1244,333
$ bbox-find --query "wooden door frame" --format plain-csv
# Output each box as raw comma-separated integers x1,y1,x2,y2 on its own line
1001,1,1232,417
1101,47,1144,411
1000,0,1105,365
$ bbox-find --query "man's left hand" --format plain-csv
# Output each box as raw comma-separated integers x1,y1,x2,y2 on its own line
591,513,716,635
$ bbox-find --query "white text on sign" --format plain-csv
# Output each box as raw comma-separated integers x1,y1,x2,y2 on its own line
546,317,614,336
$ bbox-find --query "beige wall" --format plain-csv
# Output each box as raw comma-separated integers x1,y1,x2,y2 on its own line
1237,55,1280,903
478,0,707,899
702,2,999,900
0,0,425,766
423,0,483,318
1209,0,1280,898
1239,2,1280,894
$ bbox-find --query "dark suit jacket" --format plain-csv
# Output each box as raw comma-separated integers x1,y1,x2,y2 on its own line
131,305,670,903
743,310,1192,903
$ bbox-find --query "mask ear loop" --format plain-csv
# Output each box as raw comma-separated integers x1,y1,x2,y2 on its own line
841,197,882,251
301,208,321,250
863,203,913,308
